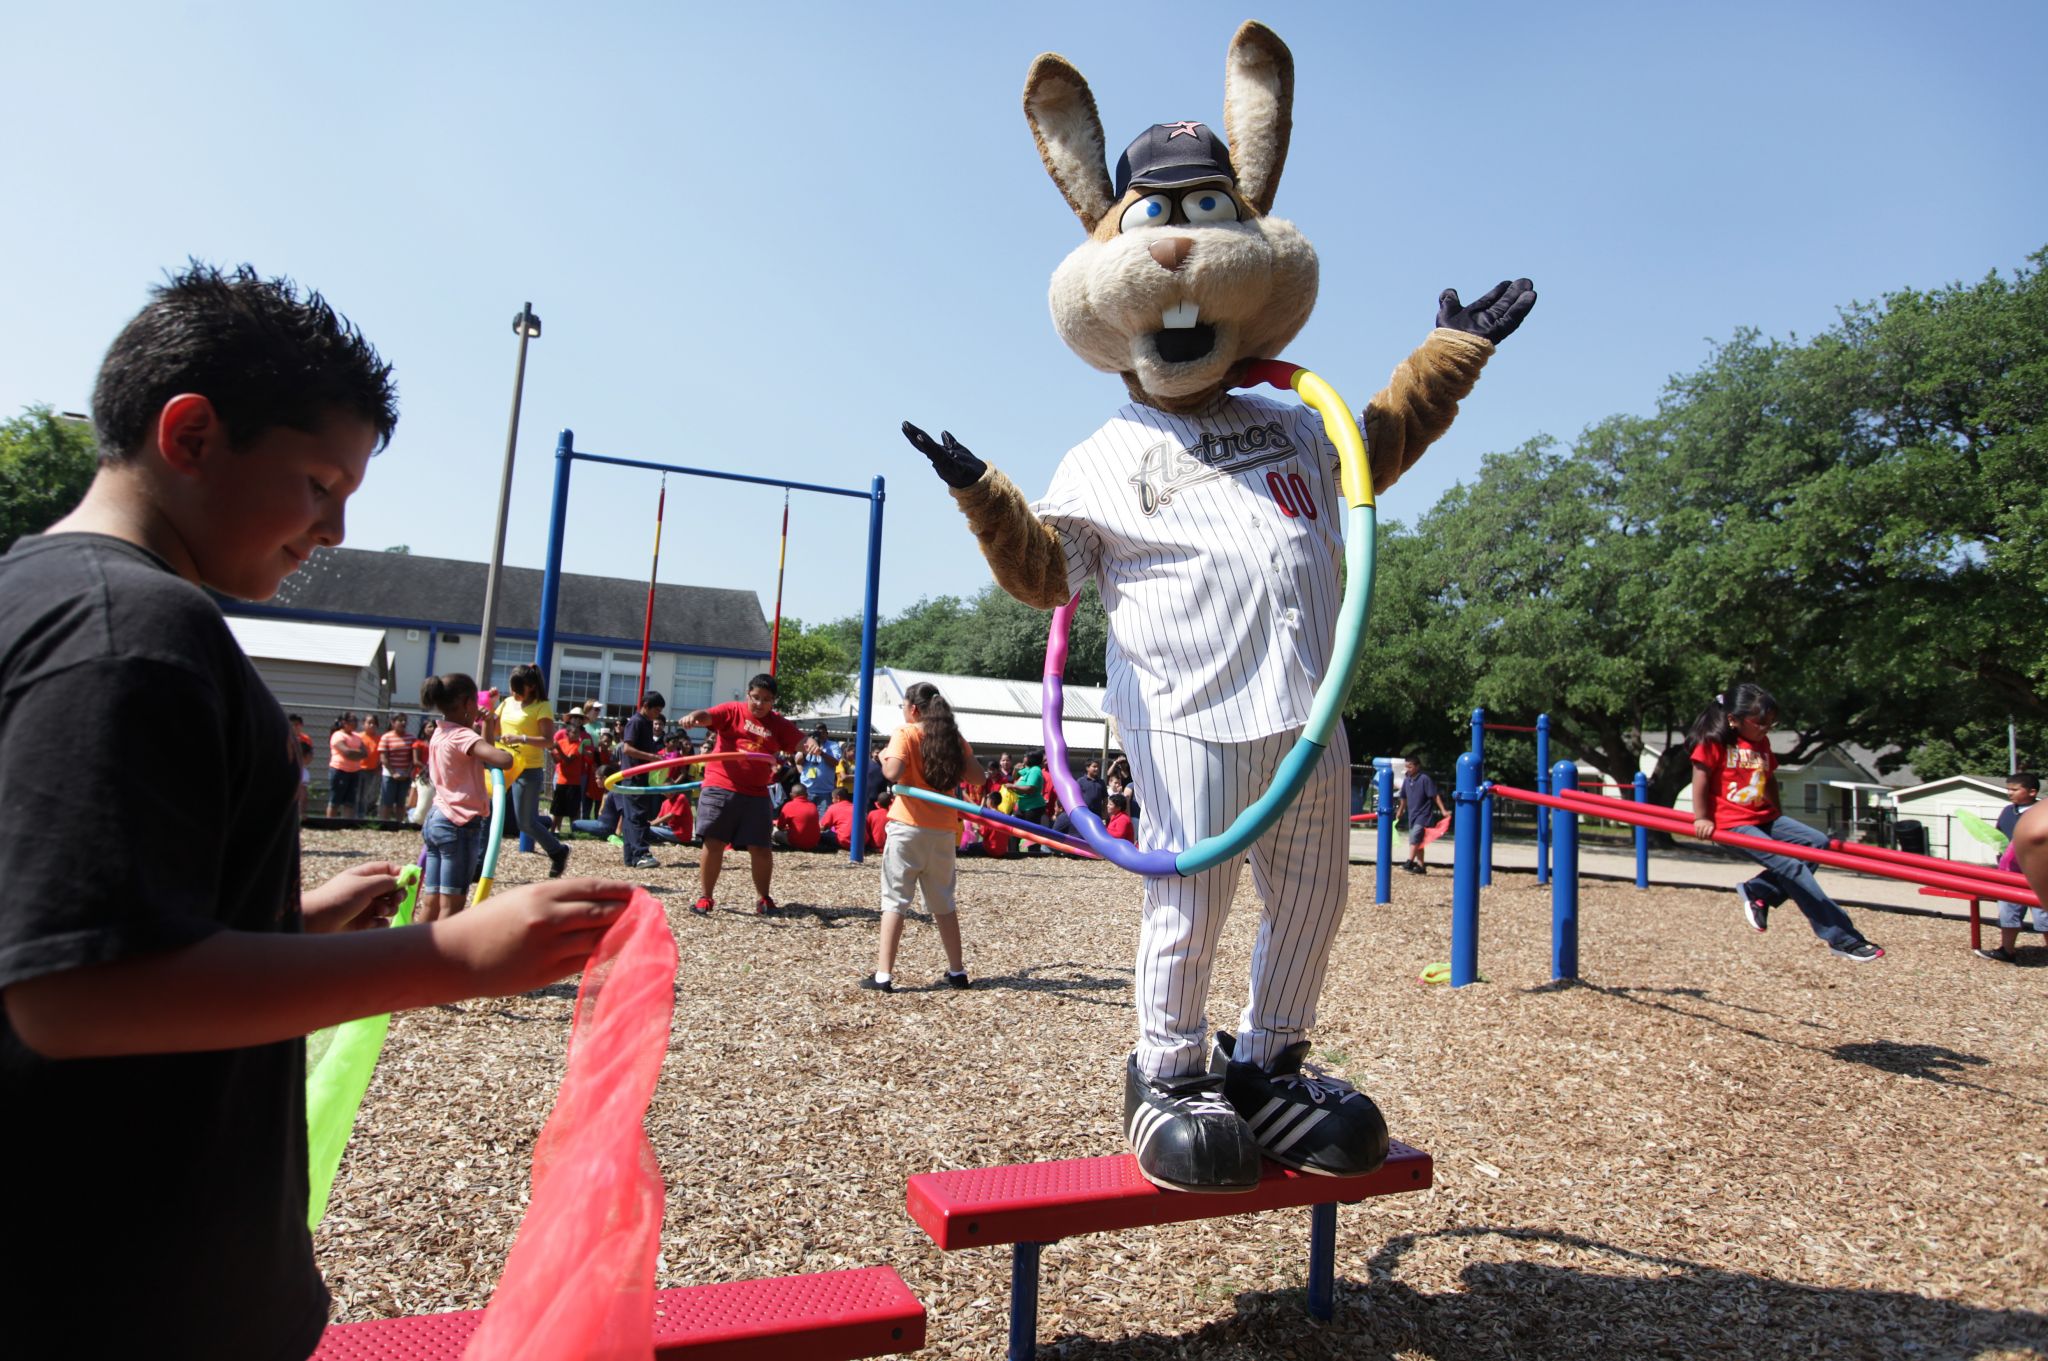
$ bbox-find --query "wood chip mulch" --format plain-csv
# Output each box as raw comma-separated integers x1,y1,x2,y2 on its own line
304,829,2048,1360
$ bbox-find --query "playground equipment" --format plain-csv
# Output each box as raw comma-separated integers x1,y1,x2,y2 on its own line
907,1142,1432,1361
1041,361,1377,875
1429,745,2043,983
533,431,886,862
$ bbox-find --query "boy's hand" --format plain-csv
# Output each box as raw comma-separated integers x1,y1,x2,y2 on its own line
302,862,406,933
434,878,635,996
1692,816,1716,840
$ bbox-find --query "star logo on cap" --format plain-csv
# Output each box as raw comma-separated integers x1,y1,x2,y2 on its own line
1165,121,1204,139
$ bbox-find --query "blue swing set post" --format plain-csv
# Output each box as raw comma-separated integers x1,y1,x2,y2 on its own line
534,431,886,863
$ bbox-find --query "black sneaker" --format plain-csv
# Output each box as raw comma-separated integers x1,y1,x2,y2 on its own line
858,973,894,992
1736,885,1768,933
1123,1054,1260,1194
1211,1032,1389,1177
944,970,971,990
1832,941,1884,963
548,845,571,880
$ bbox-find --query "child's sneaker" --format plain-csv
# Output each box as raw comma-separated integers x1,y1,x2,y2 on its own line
689,897,713,916
1832,940,1884,963
1735,886,1769,933
858,973,894,992
944,970,971,990
547,845,571,879
756,896,776,915
629,855,660,870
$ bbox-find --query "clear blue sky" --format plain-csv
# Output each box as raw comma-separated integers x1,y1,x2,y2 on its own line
5,1,2043,630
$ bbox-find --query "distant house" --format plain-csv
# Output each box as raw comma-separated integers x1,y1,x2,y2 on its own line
223,616,393,714
1884,775,2012,864
224,547,769,720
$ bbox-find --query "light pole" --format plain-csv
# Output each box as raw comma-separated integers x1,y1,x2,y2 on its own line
476,302,541,688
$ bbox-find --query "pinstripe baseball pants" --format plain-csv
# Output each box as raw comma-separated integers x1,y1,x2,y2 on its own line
1126,725,1352,1081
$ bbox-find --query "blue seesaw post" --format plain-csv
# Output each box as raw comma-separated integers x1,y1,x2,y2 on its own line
1471,709,1493,888
1375,761,1394,905
1451,752,1481,987
1633,771,1650,890
1552,760,1579,981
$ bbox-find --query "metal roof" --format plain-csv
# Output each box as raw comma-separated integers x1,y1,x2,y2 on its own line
263,547,768,652
224,616,390,668
800,667,1117,752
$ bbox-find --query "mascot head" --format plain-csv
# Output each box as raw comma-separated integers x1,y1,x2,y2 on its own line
1023,21,1318,414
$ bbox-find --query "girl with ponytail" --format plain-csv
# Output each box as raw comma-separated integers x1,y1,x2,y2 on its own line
862,682,981,992
1687,683,1882,962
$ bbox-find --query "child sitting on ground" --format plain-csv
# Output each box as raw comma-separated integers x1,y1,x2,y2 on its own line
0,264,633,1359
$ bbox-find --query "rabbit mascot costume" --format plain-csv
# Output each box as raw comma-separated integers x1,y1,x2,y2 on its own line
904,21,1535,1193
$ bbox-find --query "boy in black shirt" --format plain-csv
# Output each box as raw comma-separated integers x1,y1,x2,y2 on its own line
0,265,633,1360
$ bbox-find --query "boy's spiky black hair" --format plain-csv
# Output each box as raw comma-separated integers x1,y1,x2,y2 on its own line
92,261,398,464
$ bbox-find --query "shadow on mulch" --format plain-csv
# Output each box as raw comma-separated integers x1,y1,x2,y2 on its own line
1038,1225,2048,1360
1537,981,2046,1112
965,962,1133,1008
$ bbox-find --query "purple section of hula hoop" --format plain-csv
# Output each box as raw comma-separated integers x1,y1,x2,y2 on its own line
1042,605,1180,876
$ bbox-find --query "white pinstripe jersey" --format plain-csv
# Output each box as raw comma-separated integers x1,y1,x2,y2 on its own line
1033,393,1346,744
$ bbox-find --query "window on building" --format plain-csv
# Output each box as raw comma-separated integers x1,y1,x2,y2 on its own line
673,656,717,712
1804,783,1819,813
488,639,530,694
606,670,644,711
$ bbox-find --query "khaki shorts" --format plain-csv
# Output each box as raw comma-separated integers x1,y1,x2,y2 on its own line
880,820,960,917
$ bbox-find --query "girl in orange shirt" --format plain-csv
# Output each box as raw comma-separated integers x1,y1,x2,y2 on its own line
862,682,979,993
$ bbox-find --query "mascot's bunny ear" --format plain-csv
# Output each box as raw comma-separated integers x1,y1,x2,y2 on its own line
1222,21,1294,216
1024,53,1115,230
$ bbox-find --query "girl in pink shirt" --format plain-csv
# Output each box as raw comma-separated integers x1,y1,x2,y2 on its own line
418,673,514,922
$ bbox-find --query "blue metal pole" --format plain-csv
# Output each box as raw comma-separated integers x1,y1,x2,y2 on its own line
1552,760,1580,981
847,475,886,865
1375,762,1395,904
1008,1241,1042,1361
1535,714,1552,885
1451,752,1481,986
533,430,574,699
1307,1202,1337,1320
1633,771,1650,890
1472,708,1493,888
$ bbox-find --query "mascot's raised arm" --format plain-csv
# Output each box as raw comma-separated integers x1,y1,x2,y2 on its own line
902,20,1536,1194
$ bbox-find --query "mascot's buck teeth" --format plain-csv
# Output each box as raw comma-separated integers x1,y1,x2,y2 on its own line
1161,301,1200,329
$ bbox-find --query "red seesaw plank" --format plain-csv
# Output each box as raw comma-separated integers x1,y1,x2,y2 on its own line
312,1267,926,1361
906,1142,1432,1250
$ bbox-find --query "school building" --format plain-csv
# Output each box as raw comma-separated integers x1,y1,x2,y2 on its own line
222,546,770,726
794,666,1123,768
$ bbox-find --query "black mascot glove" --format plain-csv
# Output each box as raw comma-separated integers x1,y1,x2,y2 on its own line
901,422,987,490
1437,278,1537,345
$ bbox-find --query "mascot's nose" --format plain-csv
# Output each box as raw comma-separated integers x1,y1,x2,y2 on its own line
1148,237,1195,272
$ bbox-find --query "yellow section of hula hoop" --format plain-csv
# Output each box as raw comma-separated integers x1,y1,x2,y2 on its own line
1291,368,1373,509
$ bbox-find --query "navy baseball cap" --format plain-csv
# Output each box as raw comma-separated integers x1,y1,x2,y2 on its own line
1112,121,1236,200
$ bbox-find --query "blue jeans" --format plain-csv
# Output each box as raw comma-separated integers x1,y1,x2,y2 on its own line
1725,815,1865,949
421,808,484,897
511,768,566,856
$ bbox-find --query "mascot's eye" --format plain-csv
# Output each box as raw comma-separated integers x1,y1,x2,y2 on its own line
1119,195,1173,233
1180,189,1241,224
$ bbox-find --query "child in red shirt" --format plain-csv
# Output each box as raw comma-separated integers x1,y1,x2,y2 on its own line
1688,684,1880,962
774,789,822,850
1105,793,1136,843
865,792,892,851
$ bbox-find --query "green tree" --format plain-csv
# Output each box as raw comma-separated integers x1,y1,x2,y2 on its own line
768,617,854,715
1352,248,2048,806
0,407,98,553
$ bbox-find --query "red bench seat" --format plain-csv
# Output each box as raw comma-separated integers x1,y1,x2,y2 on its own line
312,1265,925,1361
908,1139,1432,1247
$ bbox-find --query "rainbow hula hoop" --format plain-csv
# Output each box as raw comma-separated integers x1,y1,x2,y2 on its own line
603,750,774,793
1043,359,1377,877
470,767,508,906
891,785,1099,859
